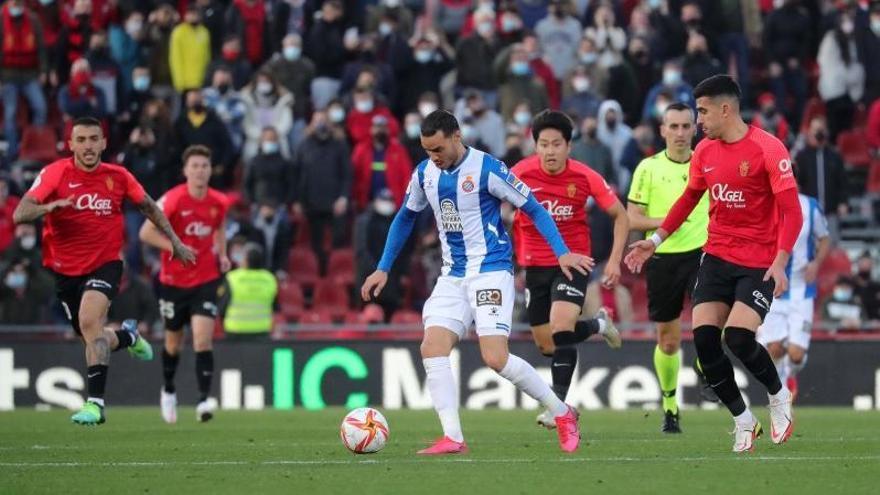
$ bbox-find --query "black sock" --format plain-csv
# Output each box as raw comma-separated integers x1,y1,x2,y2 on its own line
574,319,600,341
162,349,179,394
195,351,214,402
725,327,782,395
550,334,578,401
114,330,135,350
693,325,746,416
87,365,108,400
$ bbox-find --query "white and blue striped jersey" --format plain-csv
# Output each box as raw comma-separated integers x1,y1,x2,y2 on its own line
782,194,829,300
403,148,536,277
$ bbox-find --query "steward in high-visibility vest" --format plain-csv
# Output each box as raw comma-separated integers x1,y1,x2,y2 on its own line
221,243,277,336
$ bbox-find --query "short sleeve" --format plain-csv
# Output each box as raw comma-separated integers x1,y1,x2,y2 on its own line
487,158,530,208
627,161,650,205
763,139,798,194
810,198,829,238
403,166,428,212
687,145,707,191
26,164,63,203
156,192,171,216
122,168,147,204
585,167,617,210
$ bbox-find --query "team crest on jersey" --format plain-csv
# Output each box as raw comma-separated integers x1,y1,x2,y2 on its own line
461,176,475,193
439,199,463,232
739,161,749,177
105,177,114,191
505,174,530,197
567,183,577,198
210,206,218,218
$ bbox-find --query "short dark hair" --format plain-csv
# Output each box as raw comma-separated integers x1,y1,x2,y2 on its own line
530,110,574,143
72,117,103,131
244,242,265,269
663,102,694,119
182,144,212,164
420,110,459,137
693,75,741,101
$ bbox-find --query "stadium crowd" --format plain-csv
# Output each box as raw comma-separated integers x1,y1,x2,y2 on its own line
0,0,879,335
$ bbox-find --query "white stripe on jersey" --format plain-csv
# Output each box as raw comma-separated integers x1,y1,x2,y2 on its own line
784,193,829,300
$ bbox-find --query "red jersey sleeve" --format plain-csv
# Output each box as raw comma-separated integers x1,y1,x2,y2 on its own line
687,145,708,191
584,167,618,210
122,168,147,204
26,163,64,203
762,139,798,194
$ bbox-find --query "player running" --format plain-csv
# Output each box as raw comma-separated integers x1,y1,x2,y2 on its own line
139,145,230,424
361,110,594,454
511,110,626,430
757,190,829,401
625,75,803,453
13,117,195,425
627,102,709,433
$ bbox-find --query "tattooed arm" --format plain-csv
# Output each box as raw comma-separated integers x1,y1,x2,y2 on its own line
136,194,196,264
13,195,73,224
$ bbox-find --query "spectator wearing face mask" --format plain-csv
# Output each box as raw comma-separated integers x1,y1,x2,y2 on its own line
173,89,234,188
534,0,581,81
325,98,348,134
250,200,293,275
352,115,413,213
354,188,407,319
345,85,400,147
455,8,502,108
571,116,616,188
205,35,253,90
241,71,294,162
244,126,295,207
856,4,880,103
561,66,600,121
818,11,865,143
794,117,848,221
1,222,43,273
145,4,179,100
401,112,427,163
574,35,609,99
854,252,880,323
85,30,122,118
117,64,154,139
682,33,722,89
122,125,165,199
263,34,315,129
0,258,53,324
641,60,694,123
583,4,626,69
497,43,548,123
108,10,147,94
596,99,632,172
56,0,95,85
58,58,107,127
292,111,352,274
169,6,211,92
366,0,415,39
822,276,864,330
751,92,791,146
306,0,347,109
400,35,453,117
203,66,247,155
453,90,505,157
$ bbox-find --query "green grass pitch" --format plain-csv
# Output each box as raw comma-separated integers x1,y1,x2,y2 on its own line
1,407,877,494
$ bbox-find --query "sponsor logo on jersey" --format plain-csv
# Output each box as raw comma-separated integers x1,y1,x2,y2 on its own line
439,199,463,232
184,221,213,237
461,176,475,193
476,289,503,306
710,184,745,208
75,193,114,215
505,173,530,196
739,160,750,177
540,199,575,220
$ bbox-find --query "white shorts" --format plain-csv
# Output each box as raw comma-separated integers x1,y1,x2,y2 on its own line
422,271,514,339
756,298,814,350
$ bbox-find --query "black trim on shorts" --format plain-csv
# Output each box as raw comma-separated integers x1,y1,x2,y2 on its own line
52,260,123,336
158,279,221,331
524,266,590,327
645,248,702,322
691,253,775,321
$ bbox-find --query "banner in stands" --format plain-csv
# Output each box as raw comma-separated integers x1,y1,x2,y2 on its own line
1,341,878,411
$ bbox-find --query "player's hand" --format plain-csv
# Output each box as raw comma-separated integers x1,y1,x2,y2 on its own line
763,260,789,298
45,195,74,213
602,261,621,289
219,255,232,273
804,260,819,284
172,241,197,265
624,240,656,274
360,270,388,301
558,253,594,281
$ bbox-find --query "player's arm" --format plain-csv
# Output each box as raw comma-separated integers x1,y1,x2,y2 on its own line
764,148,803,296
136,195,196,264
216,218,231,272
805,201,831,284
602,200,629,287
626,203,663,231
13,195,73,224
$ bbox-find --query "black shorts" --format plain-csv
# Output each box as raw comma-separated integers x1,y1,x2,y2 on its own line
52,260,123,336
692,253,775,321
524,266,590,327
158,279,221,331
645,249,702,322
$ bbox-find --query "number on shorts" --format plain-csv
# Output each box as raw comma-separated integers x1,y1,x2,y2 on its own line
159,299,175,320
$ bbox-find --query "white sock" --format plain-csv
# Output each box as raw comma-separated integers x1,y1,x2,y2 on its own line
770,385,791,402
784,354,807,377
733,408,755,426
423,357,463,443
774,357,787,384
597,318,607,334
87,397,105,407
498,354,568,417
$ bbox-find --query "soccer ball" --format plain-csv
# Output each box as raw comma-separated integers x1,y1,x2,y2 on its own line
340,407,390,454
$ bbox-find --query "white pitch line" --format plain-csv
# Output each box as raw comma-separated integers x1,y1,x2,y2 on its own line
1,455,879,468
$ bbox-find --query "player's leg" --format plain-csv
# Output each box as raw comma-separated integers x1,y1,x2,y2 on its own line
783,298,814,401
417,276,468,454
655,320,682,431
72,290,119,424
159,287,187,424
192,314,217,422
548,300,582,401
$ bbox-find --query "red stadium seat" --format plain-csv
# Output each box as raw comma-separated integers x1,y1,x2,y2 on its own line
390,309,422,325
867,160,880,193
800,97,826,133
837,128,871,167
298,308,334,325
277,281,305,322
312,278,350,318
18,125,60,163
287,247,319,288
327,248,355,286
